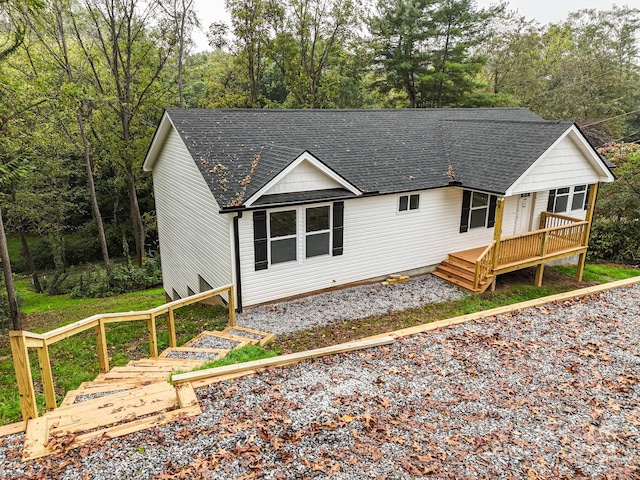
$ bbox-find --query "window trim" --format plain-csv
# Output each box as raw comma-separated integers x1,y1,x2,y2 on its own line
460,190,497,232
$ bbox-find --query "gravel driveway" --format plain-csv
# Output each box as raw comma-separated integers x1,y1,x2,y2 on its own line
2,282,640,479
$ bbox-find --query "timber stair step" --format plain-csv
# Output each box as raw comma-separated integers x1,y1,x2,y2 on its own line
23,381,201,461
24,326,276,460
434,254,493,293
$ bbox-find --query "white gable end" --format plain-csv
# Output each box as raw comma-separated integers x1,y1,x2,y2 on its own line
507,127,614,195
264,159,342,195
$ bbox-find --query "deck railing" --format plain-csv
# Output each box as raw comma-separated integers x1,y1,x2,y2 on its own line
473,213,589,289
10,285,235,421
496,221,588,267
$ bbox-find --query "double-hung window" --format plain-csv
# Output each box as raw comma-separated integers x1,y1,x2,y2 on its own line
269,210,297,264
253,202,344,271
306,206,330,257
547,185,590,213
459,190,497,233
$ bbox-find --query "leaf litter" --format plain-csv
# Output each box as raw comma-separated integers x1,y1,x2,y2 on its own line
1,283,639,479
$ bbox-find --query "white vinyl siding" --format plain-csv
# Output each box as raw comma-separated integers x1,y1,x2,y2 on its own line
510,134,605,194
239,188,496,307
153,129,232,299
265,160,342,195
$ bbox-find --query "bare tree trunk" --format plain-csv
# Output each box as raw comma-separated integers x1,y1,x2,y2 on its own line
77,111,111,276
19,228,42,294
0,209,21,330
128,178,145,266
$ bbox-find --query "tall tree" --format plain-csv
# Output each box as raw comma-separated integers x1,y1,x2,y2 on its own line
21,0,113,275
368,0,499,108
82,0,176,265
0,157,29,329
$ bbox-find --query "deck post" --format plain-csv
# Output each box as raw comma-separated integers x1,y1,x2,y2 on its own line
147,313,158,358
228,285,236,327
96,318,109,373
491,197,505,270
9,332,38,420
576,183,599,281
167,307,177,348
36,343,56,411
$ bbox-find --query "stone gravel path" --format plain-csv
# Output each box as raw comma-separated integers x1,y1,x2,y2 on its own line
235,274,468,335
2,281,640,479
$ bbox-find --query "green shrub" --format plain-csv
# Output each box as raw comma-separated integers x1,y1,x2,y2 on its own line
588,219,640,264
48,256,163,298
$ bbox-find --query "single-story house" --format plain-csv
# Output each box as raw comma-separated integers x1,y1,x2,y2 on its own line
142,108,614,310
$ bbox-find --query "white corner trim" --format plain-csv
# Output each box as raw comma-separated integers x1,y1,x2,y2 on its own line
243,151,362,207
504,125,615,196
142,112,176,172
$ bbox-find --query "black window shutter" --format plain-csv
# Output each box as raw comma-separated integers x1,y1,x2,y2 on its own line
584,184,591,210
459,190,471,233
253,210,268,270
487,195,497,228
332,201,344,256
547,190,556,212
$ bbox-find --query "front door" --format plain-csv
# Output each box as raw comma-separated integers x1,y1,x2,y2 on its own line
514,193,534,235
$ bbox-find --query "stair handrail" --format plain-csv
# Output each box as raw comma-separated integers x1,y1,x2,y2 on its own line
9,284,235,422
474,241,496,290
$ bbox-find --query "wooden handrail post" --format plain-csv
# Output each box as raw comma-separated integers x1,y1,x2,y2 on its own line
167,307,177,348
9,332,38,420
539,212,547,229
148,313,158,358
582,183,599,247
228,285,236,327
36,343,56,411
540,230,549,257
96,318,109,374
491,197,505,269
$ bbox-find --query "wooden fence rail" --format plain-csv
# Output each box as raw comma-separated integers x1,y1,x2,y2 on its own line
10,285,235,421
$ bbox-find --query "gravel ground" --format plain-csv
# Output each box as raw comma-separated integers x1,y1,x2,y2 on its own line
226,328,266,341
2,282,640,479
164,350,222,361
236,274,468,335
187,335,244,350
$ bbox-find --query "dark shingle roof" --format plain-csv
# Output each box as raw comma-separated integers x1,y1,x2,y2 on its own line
164,108,577,208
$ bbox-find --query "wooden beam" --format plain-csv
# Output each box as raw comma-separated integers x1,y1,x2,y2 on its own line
491,197,505,269
363,275,640,342
576,252,587,282
147,313,158,358
582,183,599,247
535,263,545,287
166,307,177,348
0,420,27,438
228,284,236,327
36,344,56,411
10,334,38,420
96,318,109,374
172,336,395,386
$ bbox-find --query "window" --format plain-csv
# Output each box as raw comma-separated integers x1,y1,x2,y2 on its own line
306,206,330,258
399,194,420,212
459,190,497,233
270,210,297,264
571,185,587,211
547,185,590,213
253,202,344,271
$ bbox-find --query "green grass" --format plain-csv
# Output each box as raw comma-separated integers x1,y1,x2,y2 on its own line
552,263,640,283
170,345,278,382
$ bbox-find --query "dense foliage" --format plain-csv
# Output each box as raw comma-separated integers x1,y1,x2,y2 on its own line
0,0,639,320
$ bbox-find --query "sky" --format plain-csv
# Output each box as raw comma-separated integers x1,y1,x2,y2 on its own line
190,0,624,51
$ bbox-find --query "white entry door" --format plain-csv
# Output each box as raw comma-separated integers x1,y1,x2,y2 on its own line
514,193,534,235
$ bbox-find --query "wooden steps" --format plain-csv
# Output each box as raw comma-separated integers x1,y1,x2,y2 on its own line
22,381,201,461
434,254,493,293
20,326,276,461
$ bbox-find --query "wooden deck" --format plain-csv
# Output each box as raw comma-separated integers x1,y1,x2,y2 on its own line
435,211,593,292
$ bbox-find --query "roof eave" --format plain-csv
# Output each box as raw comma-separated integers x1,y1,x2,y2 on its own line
142,110,174,172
